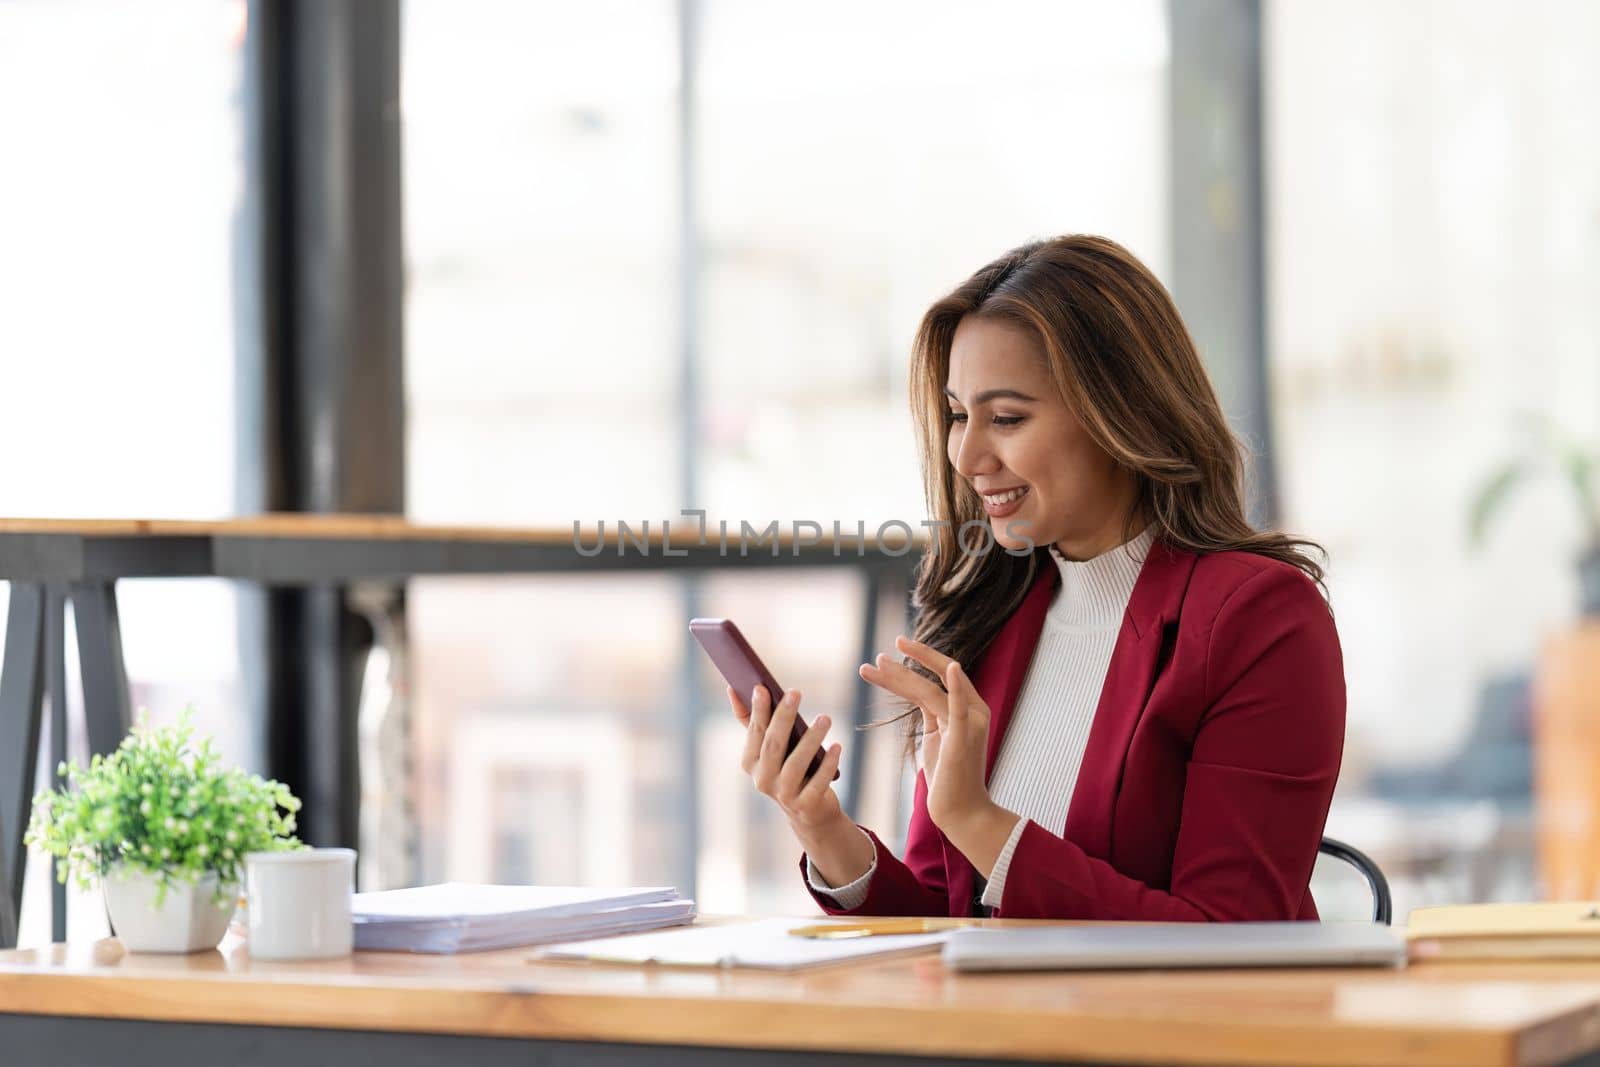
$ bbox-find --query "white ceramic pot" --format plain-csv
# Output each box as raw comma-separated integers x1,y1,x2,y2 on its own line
102,865,236,953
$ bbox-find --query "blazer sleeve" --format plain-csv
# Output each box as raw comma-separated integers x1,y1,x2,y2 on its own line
994,565,1345,920
798,768,951,916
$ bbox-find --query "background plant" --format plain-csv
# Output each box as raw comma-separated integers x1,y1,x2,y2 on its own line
24,708,303,903
1469,412,1599,551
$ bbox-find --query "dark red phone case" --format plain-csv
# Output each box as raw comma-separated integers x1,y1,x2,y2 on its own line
689,617,838,782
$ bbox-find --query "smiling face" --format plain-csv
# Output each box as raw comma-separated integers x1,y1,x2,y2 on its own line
944,314,1142,560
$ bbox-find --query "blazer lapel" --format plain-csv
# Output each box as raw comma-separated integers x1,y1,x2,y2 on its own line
1061,538,1198,859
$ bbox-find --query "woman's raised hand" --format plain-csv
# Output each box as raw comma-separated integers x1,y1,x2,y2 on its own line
861,636,997,831
725,683,844,833
858,635,960,781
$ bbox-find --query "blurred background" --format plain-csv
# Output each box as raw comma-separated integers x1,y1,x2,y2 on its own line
2,0,1599,946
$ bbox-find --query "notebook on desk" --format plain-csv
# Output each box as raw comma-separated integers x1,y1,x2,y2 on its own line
533,917,949,970
1406,901,1600,960
942,922,1407,972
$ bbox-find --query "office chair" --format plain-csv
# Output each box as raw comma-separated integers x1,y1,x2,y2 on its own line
1318,836,1392,925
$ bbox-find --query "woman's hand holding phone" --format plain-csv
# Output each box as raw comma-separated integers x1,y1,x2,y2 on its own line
728,684,843,830
726,684,876,887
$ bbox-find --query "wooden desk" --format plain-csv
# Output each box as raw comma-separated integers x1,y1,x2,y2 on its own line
6,929,1600,1067
0,516,925,946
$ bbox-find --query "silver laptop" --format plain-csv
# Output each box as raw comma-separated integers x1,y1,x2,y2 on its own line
942,922,1406,972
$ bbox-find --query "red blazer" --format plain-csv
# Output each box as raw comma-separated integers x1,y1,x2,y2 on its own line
800,539,1345,920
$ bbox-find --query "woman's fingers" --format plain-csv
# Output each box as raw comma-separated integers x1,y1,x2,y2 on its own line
945,662,968,731
753,688,801,791
796,742,843,809
917,710,942,777
920,707,942,766
776,713,830,800
860,655,949,726
895,634,957,679
937,662,990,779
739,683,773,775
732,685,844,829
950,660,988,729
728,685,751,725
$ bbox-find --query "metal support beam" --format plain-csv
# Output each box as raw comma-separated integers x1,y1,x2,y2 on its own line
843,567,882,821
235,0,406,854
46,588,66,943
71,583,131,758
348,582,413,891
1,582,138,946
674,0,705,902
1168,0,1276,527
0,584,45,949
289,0,406,517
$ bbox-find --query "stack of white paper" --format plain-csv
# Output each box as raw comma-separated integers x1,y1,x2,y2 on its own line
351,883,696,954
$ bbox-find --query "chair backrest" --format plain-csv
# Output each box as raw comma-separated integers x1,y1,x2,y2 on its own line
1317,836,1392,925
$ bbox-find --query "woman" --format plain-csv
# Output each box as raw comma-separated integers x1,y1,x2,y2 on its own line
727,235,1344,921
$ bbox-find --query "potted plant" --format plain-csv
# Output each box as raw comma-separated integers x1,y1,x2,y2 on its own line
25,708,303,953
1469,414,1600,898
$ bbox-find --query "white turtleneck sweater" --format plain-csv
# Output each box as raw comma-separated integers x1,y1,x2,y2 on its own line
807,525,1155,911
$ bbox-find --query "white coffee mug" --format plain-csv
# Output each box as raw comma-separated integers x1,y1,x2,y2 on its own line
245,847,355,960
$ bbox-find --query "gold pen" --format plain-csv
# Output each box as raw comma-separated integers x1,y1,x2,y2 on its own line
787,918,976,940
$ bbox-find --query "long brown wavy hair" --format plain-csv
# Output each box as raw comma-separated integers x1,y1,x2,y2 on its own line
880,235,1327,748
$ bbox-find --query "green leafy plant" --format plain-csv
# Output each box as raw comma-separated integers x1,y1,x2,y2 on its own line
1470,413,1600,618
24,708,303,903
1469,414,1600,550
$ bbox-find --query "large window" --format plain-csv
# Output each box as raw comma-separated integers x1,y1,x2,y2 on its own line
1267,0,1600,913
0,0,246,946
402,0,1169,913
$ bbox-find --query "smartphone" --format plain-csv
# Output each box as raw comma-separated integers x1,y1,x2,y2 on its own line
689,617,839,782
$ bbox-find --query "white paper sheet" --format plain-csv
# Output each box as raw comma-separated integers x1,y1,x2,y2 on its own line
533,917,949,970
353,883,679,921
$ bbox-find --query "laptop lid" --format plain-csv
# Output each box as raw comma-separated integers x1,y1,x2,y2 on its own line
942,922,1406,972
